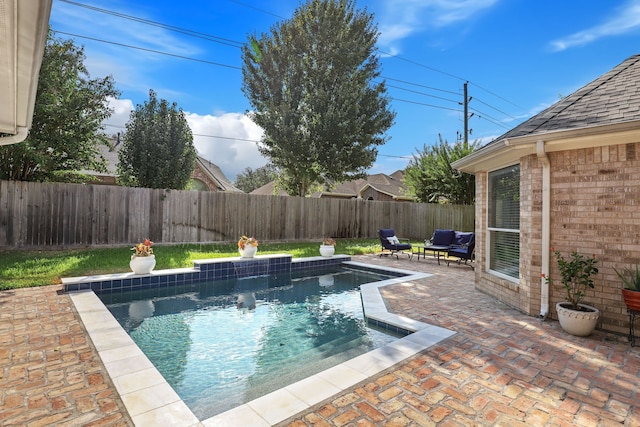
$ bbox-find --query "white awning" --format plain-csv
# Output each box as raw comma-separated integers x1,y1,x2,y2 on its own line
0,0,52,144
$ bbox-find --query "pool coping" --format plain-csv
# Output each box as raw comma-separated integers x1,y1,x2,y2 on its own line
68,258,456,427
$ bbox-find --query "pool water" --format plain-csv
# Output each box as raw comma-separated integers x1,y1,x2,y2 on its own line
100,265,401,419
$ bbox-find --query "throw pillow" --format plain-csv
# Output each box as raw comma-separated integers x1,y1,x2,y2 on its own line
387,236,400,245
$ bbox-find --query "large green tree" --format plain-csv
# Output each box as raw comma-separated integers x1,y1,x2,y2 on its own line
0,32,119,182
117,90,197,189
241,0,395,196
404,136,479,205
234,163,278,193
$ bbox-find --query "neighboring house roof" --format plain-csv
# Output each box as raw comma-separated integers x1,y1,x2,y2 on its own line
84,137,240,192
454,54,640,173
195,157,243,192
250,180,283,196
251,171,413,200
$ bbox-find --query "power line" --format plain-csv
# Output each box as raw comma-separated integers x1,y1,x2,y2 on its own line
59,0,523,127
59,0,243,48
468,81,525,111
468,108,511,129
472,96,519,121
381,76,460,96
105,122,412,158
391,98,462,113
53,29,466,114
104,123,258,142
51,30,242,70
61,0,519,120
226,0,285,19
385,84,459,104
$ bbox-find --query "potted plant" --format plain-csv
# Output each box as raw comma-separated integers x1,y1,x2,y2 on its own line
320,238,336,257
238,235,258,258
543,248,600,337
130,239,156,274
615,265,640,312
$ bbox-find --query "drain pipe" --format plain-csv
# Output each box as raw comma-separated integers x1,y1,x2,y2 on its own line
537,140,550,319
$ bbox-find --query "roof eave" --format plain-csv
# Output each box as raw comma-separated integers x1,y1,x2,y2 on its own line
0,0,52,144
453,120,640,174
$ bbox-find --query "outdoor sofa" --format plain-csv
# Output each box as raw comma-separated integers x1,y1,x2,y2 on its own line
423,229,475,268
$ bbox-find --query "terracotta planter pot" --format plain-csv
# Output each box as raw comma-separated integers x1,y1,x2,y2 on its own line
622,289,640,312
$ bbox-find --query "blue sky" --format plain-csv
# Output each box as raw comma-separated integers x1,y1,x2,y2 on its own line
49,0,640,182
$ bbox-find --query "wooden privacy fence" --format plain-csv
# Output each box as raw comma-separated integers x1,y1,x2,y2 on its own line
0,180,475,249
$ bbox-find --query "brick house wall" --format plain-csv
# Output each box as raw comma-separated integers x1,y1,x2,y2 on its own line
474,142,640,336
191,164,221,192
546,142,640,335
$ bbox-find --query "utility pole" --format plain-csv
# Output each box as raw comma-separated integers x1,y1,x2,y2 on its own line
463,82,471,144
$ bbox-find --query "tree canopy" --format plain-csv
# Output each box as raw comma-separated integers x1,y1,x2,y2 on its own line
117,90,197,189
404,137,479,205
0,31,119,182
234,163,278,193
241,0,395,196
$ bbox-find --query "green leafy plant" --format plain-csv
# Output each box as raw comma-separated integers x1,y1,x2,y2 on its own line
543,248,599,310
614,265,640,291
131,239,153,258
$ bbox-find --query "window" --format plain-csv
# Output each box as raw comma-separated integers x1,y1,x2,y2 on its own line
487,165,520,279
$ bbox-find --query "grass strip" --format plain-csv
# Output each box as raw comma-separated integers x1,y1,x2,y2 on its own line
0,239,384,290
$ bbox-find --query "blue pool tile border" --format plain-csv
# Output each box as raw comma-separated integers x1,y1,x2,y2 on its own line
61,254,352,294
61,254,421,340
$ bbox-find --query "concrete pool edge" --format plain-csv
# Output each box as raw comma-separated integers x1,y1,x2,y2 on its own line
68,261,457,427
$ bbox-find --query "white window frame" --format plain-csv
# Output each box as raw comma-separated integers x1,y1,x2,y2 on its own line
486,165,520,282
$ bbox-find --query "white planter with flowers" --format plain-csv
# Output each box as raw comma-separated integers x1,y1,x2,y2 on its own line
320,238,336,257
130,239,155,274
238,235,258,258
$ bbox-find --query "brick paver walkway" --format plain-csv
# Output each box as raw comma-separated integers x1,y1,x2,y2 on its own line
2,254,639,426
0,285,132,427
281,254,640,427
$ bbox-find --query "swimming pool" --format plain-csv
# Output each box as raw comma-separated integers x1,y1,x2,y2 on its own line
100,265,401,419
66,256,455,425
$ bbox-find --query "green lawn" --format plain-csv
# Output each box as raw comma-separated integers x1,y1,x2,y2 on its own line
0,239,384,290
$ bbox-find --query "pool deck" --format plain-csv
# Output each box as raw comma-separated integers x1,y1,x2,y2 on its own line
2,254,640,426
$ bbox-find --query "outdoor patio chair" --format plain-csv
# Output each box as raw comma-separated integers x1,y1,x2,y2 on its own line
445,231,475,269
379,228,412,259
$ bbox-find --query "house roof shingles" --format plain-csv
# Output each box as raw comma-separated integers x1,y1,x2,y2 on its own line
493,54,640,143
196,157,243,192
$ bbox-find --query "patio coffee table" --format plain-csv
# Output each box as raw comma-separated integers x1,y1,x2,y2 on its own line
412,245,426,260
422,245,449,265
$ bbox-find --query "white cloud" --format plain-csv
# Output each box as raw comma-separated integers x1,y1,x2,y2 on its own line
550,0,640,51
103,98,266,182
104,97,134,130
186,112,267,182
377,0,499,52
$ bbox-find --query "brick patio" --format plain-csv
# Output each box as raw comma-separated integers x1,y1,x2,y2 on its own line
2,254,639,426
